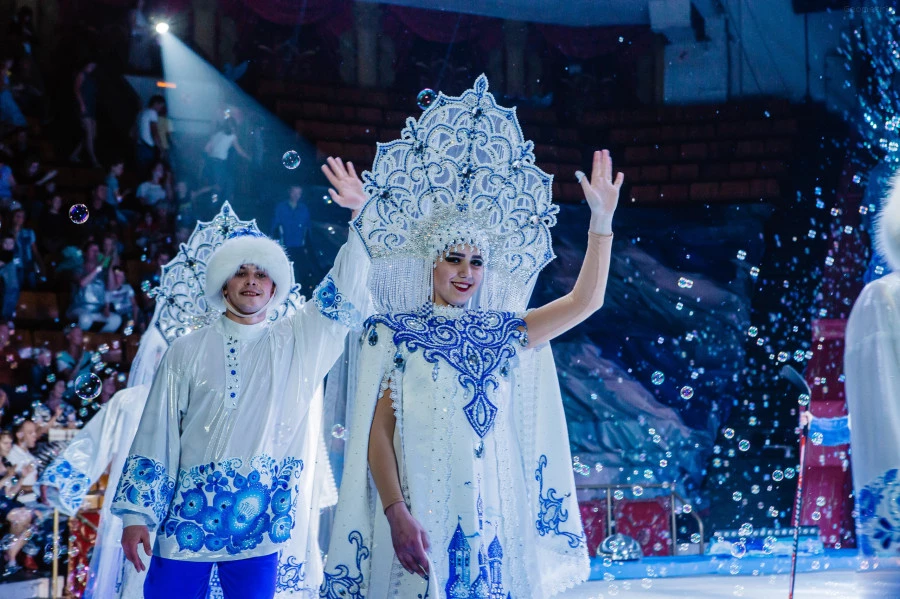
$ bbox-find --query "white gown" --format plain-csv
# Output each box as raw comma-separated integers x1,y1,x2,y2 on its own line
322,304,589,598
844,272,900,557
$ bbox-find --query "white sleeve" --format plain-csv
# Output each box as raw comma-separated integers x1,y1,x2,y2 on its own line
38,402,115,515
292,231,371,386
110,352,187,529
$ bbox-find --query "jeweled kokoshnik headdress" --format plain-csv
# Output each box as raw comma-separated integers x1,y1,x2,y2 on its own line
353,74,559,313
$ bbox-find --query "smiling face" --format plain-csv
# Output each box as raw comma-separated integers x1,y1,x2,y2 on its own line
432,246,485,307
223,264,276,316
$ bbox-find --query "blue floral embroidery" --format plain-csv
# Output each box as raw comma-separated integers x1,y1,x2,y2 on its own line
276,551,306,593
113,455,177,524
370,305,526,437
320,530,370,599
161,455,303,554
314,275,362,328
534,455,584,549
38,458,92,514
858,468,900,555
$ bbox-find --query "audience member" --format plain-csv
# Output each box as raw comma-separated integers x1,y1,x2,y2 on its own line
0,234,19,320
105,159,125,206
7,420,38,502
28,347,53,401
83,183,119,240
35,379,77,430
36,195,67,257
0,157,15,208
0,430,34,577
106,266,137,329
69,60,100,168
128,0,153,72
56,325,94,382
9,206,44,288
203,118,249,202
0,56,27,132
136,161,171,207
67,241,120,333
135,95,166,170
271,183,322,291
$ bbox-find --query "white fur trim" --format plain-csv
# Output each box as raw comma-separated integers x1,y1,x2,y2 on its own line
204,236,292,314
879,170,900,272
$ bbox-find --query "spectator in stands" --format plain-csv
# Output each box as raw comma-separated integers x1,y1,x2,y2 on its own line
28,347,53,401
136,161,171,208
98,373,118,406
271,184,321,291
0,157,15,208
8,6,37,58
106,266,137,330
36,379,77,429
83,183,119,241
204,118,250,202
70,60,100,168
135,210,163,255
105,159,125,205
67,241,121,332
0,387,8,426
9,205,44,288
135,95,166,171
100,233,123,268
157,103,174,156
18,155,55,189
0,234,20,320
56,324,94,382
37,194,67,257
128,0,153,72
0,56,27,132
7,419,38,502
0,429,34,577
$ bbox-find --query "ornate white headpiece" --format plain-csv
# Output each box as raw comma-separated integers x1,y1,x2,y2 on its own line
146,201,304,342
352,74,558,313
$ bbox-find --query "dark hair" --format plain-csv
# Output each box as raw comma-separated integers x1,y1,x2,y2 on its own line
149,94,165,107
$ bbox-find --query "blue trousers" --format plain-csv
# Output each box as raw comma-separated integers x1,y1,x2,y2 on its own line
143,552,278,599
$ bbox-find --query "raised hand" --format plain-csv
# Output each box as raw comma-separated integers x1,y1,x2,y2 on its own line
576,149,623,236
321,157,367,215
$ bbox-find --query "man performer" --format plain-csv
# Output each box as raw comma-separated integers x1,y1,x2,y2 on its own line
111,158,370,598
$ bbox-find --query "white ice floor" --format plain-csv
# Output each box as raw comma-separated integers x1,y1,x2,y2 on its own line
557,570,900,599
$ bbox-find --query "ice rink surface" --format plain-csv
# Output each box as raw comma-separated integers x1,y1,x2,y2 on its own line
558,570,900,599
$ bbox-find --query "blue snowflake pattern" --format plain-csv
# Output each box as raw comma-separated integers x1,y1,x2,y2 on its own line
113,455,177,524
534,455,584,549
276,552,307,593
859,468,900,555
161,455,303,554
370,305,526,437
38,458,92,515
320,531,370,599
314,275,362,328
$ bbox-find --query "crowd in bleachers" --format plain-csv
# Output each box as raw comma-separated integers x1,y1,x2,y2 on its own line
0,5,202,580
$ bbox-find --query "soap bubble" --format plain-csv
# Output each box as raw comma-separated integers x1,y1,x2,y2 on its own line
677,277,693,289
738,440,750,452
785,467,797,479
773,469,785,481
690,533,701,543
680,386,694,400
810,432,824,445
281,150,301,170
651,371,665,385
732,491,743,501
730,541,747,558
723,428,735,439
331,424,345,439
416,88,436,110
738,523,753,537
74,373,102,401
69,204,89,224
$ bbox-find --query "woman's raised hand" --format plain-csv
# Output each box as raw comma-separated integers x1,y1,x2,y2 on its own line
321,157,367,215
576,149,623,236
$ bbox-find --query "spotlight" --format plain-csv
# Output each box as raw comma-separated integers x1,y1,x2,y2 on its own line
155,22,170,35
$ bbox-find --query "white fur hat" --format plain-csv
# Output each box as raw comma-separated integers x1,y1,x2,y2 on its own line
879,171,900,272
204,232,292,315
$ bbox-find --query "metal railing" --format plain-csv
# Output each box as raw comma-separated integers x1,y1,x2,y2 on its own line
577,483,705,555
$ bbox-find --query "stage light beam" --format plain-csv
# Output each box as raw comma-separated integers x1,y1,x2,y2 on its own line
155,22,170,35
